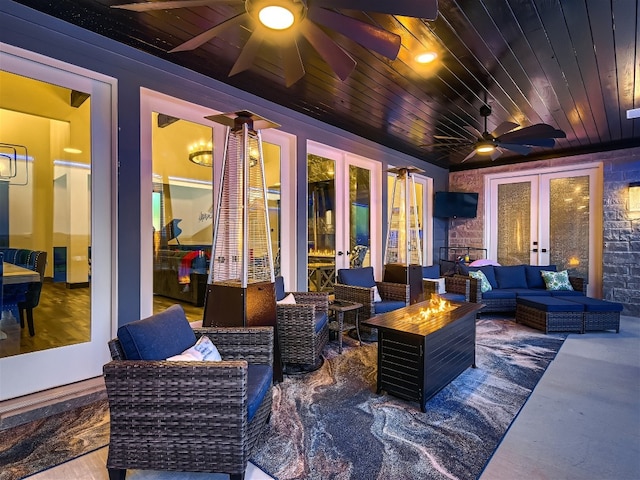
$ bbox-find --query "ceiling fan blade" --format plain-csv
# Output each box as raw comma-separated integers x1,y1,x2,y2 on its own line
463,125,483,139
495,143,533,155
433,135,467,141
490,121,519,137
229,28,265,77
519,138,557,148
112,0,237,12
282,40,306,87
311,0,438,20
300,19,357,81
169,13,247,52
461,150,477,163
500,123,566,143
307,7,400,60
490,148,503,161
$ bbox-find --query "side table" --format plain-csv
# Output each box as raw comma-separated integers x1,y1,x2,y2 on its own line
328,300,363,353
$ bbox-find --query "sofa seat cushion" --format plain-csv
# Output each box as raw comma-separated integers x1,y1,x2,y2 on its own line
374,300,406,314
502,288,549,297
525,265,557,289
494,265,528,289
338,267,376,288
517,296,583,312
565,297,623,312
315,312,329,333
247,364,273,422
549,290,586,297
481,289,517,300
117,304,196,360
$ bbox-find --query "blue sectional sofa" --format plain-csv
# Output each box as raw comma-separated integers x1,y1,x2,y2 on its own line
457,264,587,313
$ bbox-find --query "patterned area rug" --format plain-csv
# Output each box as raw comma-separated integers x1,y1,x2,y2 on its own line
0,400,110,480
250,318,566,480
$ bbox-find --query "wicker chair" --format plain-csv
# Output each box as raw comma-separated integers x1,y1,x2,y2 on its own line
334,267,409,329
104,306,273,480
274,276,329,368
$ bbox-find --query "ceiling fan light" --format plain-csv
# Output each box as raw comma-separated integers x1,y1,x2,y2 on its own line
259,5,295,30
415,52,437,64
476,143,495,154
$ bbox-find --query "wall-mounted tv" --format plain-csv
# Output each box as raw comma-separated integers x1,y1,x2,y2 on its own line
433,191,479,218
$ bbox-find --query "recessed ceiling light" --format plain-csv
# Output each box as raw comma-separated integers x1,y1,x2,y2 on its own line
63,147,82,154
259,5,295,30
415,52,438,64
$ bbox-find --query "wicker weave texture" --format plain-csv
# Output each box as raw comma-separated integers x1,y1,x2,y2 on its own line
334,281,409,324
104,327,274,477
516,303,584,333
276,292,330,365
583,311,620,332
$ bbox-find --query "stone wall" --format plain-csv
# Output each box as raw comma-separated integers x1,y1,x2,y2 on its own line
448,146,640,316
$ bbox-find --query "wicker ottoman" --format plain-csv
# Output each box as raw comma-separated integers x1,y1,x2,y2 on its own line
563,296,623,333
516,296,584,334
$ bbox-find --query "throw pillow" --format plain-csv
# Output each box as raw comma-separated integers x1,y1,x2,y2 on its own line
167,335,222,362
469,270,492,293
372,285,383,302
541,270,574,291
276,293,296,305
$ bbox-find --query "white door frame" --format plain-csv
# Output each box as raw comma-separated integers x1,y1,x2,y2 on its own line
485,162,603,297
0,44,116,400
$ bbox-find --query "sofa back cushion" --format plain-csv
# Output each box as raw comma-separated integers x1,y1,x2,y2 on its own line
461,264,498,289
494,265,528,289
525,265,557,289
117,304,196,360
274,276,286,301
337,267,376,288
422,265,440,279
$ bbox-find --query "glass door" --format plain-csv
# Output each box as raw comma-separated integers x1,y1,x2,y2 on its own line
0,46,114,400
307,141,381,292
487,164,603,296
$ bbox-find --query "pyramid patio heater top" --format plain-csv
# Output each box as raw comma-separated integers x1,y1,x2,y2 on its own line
384,166,424,304
202,111,280,331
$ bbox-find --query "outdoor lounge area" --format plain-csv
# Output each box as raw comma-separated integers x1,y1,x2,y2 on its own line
1,1,639,480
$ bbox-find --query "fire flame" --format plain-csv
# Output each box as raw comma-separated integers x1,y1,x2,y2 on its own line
417,294,454,320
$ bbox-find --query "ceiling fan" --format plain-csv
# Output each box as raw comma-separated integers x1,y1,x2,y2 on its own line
112,0,439,87
427,104,567,163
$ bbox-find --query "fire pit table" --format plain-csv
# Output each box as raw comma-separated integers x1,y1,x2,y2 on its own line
363,300,482,412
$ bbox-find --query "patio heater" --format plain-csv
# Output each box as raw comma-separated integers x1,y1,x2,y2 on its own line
384,166,424,304
202,110,282,379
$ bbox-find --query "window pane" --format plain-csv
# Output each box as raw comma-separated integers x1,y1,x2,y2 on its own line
497,182,531,265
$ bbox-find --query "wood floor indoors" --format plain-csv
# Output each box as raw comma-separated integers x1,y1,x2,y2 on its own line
0,282,204,359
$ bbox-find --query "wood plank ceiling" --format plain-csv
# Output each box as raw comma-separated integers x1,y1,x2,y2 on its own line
9,0,640,171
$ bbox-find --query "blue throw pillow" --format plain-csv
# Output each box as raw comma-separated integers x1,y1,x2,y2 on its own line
274,276,286,301
117,304,197,360
494,265,528,289
525,265,557,289
337,267,376,288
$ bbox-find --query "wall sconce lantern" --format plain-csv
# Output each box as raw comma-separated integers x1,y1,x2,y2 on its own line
629,182,640,212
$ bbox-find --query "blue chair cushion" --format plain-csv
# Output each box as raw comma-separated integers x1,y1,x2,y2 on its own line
314,312,329,333
525,265,557,289
494,265,528,289
337,267,376,288
518,296,583,312
422,265,440,279
274,276,286,301
374,300,406,314
117,304,197,360
564,296,623,312
481,289,517,299
549,290,586,297
440,293,466,302
247,364,273,422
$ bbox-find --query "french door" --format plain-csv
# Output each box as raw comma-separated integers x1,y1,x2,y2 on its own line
486,164,603,297
307,141,382,291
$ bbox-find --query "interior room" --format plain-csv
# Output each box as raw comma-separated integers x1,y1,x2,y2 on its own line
0,1,638,479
